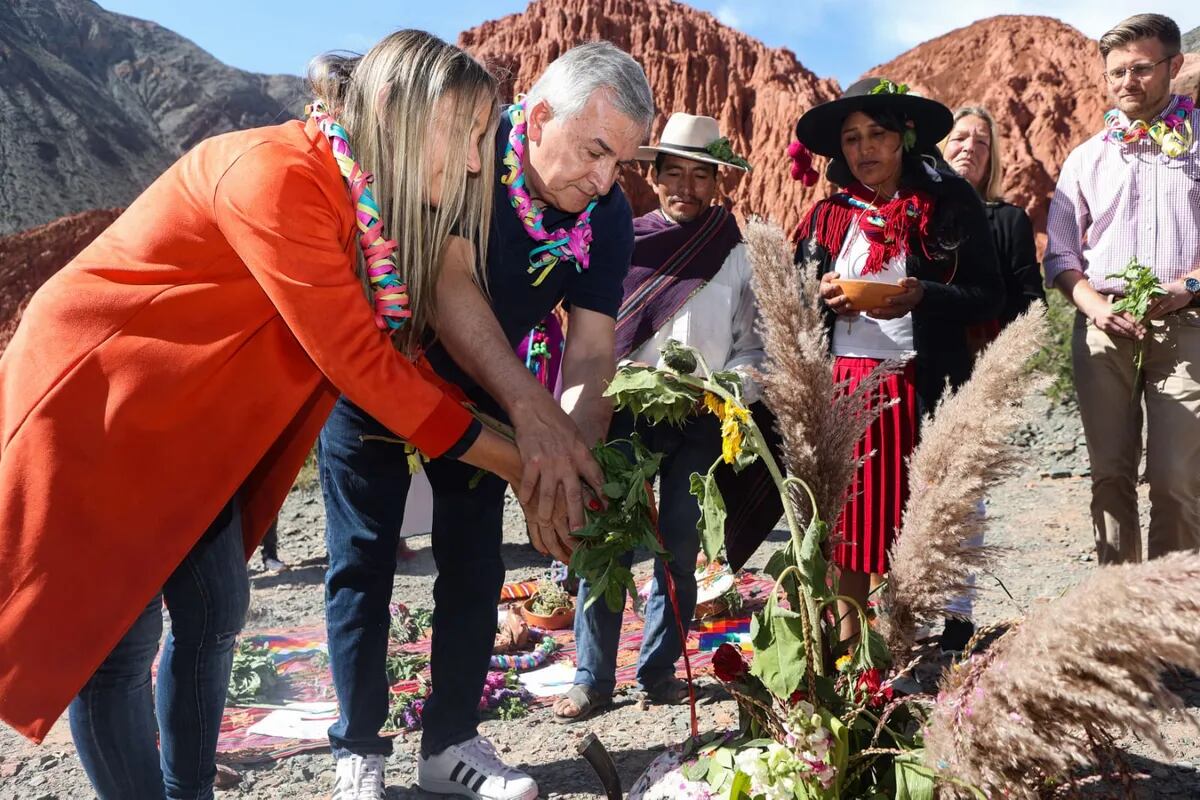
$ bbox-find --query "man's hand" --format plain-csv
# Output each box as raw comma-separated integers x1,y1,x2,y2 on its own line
1147,279,1194,320
819,271,859,317
511,395,605,536
866,277,924,319
1081,293,1146,339
1055,269,1145,340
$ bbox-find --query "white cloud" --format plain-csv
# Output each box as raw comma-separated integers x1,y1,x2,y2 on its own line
715,4,742,29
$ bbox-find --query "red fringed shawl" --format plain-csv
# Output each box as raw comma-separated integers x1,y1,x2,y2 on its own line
795,182,936,275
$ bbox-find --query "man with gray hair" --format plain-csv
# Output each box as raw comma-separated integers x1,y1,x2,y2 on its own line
320,42,653,800
1046,13,1200,566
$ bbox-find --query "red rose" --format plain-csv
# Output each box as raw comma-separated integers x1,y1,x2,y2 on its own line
855,668,894,708
712,643,748,682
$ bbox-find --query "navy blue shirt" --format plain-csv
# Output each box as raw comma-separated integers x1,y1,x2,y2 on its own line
424,114,634,413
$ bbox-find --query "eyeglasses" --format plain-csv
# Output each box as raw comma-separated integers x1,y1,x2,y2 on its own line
1105,55,1175,83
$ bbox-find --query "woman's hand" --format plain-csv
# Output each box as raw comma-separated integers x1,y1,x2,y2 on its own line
460,427,580,562
820,271,859,317
867,277,924,319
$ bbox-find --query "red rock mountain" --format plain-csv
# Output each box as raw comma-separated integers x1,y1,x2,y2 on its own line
459,0,840,231
867,15,1110,237
0,208,122,352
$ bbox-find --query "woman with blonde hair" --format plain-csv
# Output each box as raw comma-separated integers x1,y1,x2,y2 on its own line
943,106,1045,353
0,29,516,800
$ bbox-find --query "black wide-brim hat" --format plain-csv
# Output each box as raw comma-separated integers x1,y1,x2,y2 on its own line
794,77,953,159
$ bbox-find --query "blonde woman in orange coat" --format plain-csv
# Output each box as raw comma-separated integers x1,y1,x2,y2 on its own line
0,30,519,800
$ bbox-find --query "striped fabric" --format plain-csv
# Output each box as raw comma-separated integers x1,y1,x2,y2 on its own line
1044,98,1200,294
831,357,919,575
450,761,488,794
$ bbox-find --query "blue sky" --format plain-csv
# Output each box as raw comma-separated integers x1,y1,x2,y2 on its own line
96,1,1198,87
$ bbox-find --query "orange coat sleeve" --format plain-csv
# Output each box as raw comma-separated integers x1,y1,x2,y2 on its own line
213,140,471,457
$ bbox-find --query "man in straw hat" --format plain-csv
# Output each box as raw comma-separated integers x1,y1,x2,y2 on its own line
553,112,782,722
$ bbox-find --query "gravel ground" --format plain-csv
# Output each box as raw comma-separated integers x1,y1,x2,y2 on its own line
2,394,1198,799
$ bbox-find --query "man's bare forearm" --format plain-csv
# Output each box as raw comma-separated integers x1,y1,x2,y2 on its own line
559,353,615,447
435,246,557,417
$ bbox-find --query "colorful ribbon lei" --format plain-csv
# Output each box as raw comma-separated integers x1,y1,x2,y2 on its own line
501,98,597,286
307,101,411,330
1103,95,1195,159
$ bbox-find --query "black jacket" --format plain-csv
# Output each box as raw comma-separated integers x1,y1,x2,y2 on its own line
796,169,1004,414
984,200,1045,327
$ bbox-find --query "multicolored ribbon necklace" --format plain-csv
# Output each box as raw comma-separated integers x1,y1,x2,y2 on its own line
501,98,597,286
307,101,411,330
1104,94,1195,159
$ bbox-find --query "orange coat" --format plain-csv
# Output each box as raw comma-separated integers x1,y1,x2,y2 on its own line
0,119,473,742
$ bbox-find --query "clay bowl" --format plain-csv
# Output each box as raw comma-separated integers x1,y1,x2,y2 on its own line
833,278,904,311
520,597,575,630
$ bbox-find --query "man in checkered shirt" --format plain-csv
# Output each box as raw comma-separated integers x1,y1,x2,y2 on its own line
1045,13,1200,564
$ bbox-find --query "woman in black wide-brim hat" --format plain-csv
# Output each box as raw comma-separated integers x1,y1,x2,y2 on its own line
789,77,1004,649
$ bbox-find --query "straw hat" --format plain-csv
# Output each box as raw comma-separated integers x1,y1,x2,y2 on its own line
637,113,751,171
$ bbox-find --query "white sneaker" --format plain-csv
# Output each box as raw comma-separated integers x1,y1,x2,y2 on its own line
332,753,386,800
418,735,538,800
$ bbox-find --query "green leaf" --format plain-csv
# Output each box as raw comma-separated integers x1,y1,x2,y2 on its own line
681,757,710,782
825,711,851,793
689,471,728,562
748,601,808,698
728,770,752,800
764,548,793,581
894,756,936,800
798,517,831,600
854,627,893,670
710,370,745,402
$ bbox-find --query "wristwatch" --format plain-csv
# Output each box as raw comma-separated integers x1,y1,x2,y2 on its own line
1186,276,1200,296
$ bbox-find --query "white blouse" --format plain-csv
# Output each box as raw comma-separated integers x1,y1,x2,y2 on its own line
830,222,915,361
626,241,765,403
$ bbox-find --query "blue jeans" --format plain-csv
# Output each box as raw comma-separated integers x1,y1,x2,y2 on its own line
68,497,249,800
572,410,718,696
320,396,506,758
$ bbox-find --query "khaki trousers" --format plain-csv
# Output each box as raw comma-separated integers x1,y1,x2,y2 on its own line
1072,308,1200,563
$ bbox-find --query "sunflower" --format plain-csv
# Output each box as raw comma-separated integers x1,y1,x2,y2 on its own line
720,402,751,464
703,391,725,420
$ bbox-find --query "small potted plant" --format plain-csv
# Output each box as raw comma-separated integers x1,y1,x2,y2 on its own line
520,577,575,630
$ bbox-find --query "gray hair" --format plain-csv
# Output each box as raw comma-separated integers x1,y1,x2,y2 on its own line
524,41,654,134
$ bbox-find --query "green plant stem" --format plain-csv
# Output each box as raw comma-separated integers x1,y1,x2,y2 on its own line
678,367,826,675
851,706,911,746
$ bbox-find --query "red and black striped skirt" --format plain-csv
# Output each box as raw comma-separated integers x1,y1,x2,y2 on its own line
831,356,918,575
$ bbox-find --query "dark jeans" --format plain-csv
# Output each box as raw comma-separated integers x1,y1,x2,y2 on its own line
68,497,249,800
572,410,718,695
319,396,506,758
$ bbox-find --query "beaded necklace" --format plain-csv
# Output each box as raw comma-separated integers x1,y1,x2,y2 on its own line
307,102,411,331
501,99,597,286
1103,95,1195,159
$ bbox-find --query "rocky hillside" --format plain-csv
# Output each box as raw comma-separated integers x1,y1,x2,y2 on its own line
868,16,1109,237
459,0,840,230
0,208,122,351
0,0,305,234
1184,25,1199,54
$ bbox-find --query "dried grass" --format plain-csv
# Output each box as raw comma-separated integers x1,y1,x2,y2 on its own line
924,552,1200,798
742,219,896,527
879,306,1048,656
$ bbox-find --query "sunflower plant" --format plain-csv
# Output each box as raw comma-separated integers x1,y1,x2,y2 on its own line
606,340,974,800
